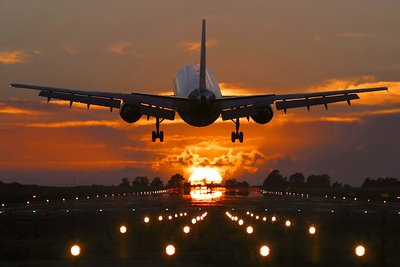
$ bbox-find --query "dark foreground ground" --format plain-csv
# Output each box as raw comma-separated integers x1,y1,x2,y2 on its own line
0,191,399,267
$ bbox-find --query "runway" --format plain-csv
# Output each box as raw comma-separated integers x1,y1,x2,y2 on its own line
0,190,399,266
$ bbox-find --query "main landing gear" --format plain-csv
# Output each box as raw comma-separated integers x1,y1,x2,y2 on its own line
231,118,244,143
152,117,164,142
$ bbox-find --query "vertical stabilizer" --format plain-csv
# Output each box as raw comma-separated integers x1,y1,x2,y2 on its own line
199,19,207,91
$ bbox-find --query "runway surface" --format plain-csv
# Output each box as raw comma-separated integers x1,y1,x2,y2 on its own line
1,190,399,266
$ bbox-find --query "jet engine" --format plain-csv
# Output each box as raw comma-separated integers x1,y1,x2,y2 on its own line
251,105,274,124
119,102,142,123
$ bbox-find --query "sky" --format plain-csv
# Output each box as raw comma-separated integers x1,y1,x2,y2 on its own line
0,0,399,186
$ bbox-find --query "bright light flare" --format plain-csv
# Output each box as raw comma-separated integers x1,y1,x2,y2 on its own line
355,245,366,257
165,244,176,256
119,225,127,234
309,225,316,235
259,245,270,257
70,245,81,257
188,167,222,185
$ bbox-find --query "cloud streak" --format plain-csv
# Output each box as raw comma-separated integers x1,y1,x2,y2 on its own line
178,38,218,53
0,50,30,64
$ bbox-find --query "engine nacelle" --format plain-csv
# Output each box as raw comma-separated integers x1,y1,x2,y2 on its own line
119,102,142,123
251,105,274,124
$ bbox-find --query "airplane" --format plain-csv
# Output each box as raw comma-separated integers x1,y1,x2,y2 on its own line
10,19,387,143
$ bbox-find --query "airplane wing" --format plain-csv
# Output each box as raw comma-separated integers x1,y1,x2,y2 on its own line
9,83,183,120
218,86,388,120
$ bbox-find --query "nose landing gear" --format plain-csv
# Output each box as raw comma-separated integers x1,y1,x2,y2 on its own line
231,118,244,143
151,117,164,142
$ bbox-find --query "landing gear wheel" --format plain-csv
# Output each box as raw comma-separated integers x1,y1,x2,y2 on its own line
231,132,236,143
151,117,165,142
239,132,244,143
159,131,164,142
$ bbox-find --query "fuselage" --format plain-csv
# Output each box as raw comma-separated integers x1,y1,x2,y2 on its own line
173,64,222,126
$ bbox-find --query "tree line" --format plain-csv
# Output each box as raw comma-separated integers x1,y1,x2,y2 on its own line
262,169,399,190
118,174,186,191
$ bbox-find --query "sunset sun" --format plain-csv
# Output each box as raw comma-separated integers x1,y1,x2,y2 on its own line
188,167,223,185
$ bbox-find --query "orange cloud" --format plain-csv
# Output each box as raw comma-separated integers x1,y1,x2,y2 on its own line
0,106,44,115
151,139,280,179
219,82,260,96
109,42,149,59
0,50,30,64
24,120,124,128
178,38,218,53
305,77,398,106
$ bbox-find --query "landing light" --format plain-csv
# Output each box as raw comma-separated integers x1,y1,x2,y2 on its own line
165,244,176,256
119,225,127,234
183,226,190,234
309,225,316,235
259,245,270,257
355,245,365,257
70,244,81,257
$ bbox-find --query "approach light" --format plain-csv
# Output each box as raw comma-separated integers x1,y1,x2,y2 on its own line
70,244,81,257
262,217,267,221
256,215,259,220
238,219,244,226
309,225,316,235
168,215,172,220
165,244,176,256
271,216,277,222
246,226,254,234
259,245,270,257
285,220,291,227
183,226,190,234
355,245,366,257
158,216,163,221
119,225,127,234
191,218,197,224
144,217,150,223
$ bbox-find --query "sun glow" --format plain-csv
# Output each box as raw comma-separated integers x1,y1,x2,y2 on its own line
188,167,222,186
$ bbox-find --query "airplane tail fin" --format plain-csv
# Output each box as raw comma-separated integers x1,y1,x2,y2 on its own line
199,19,207,91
